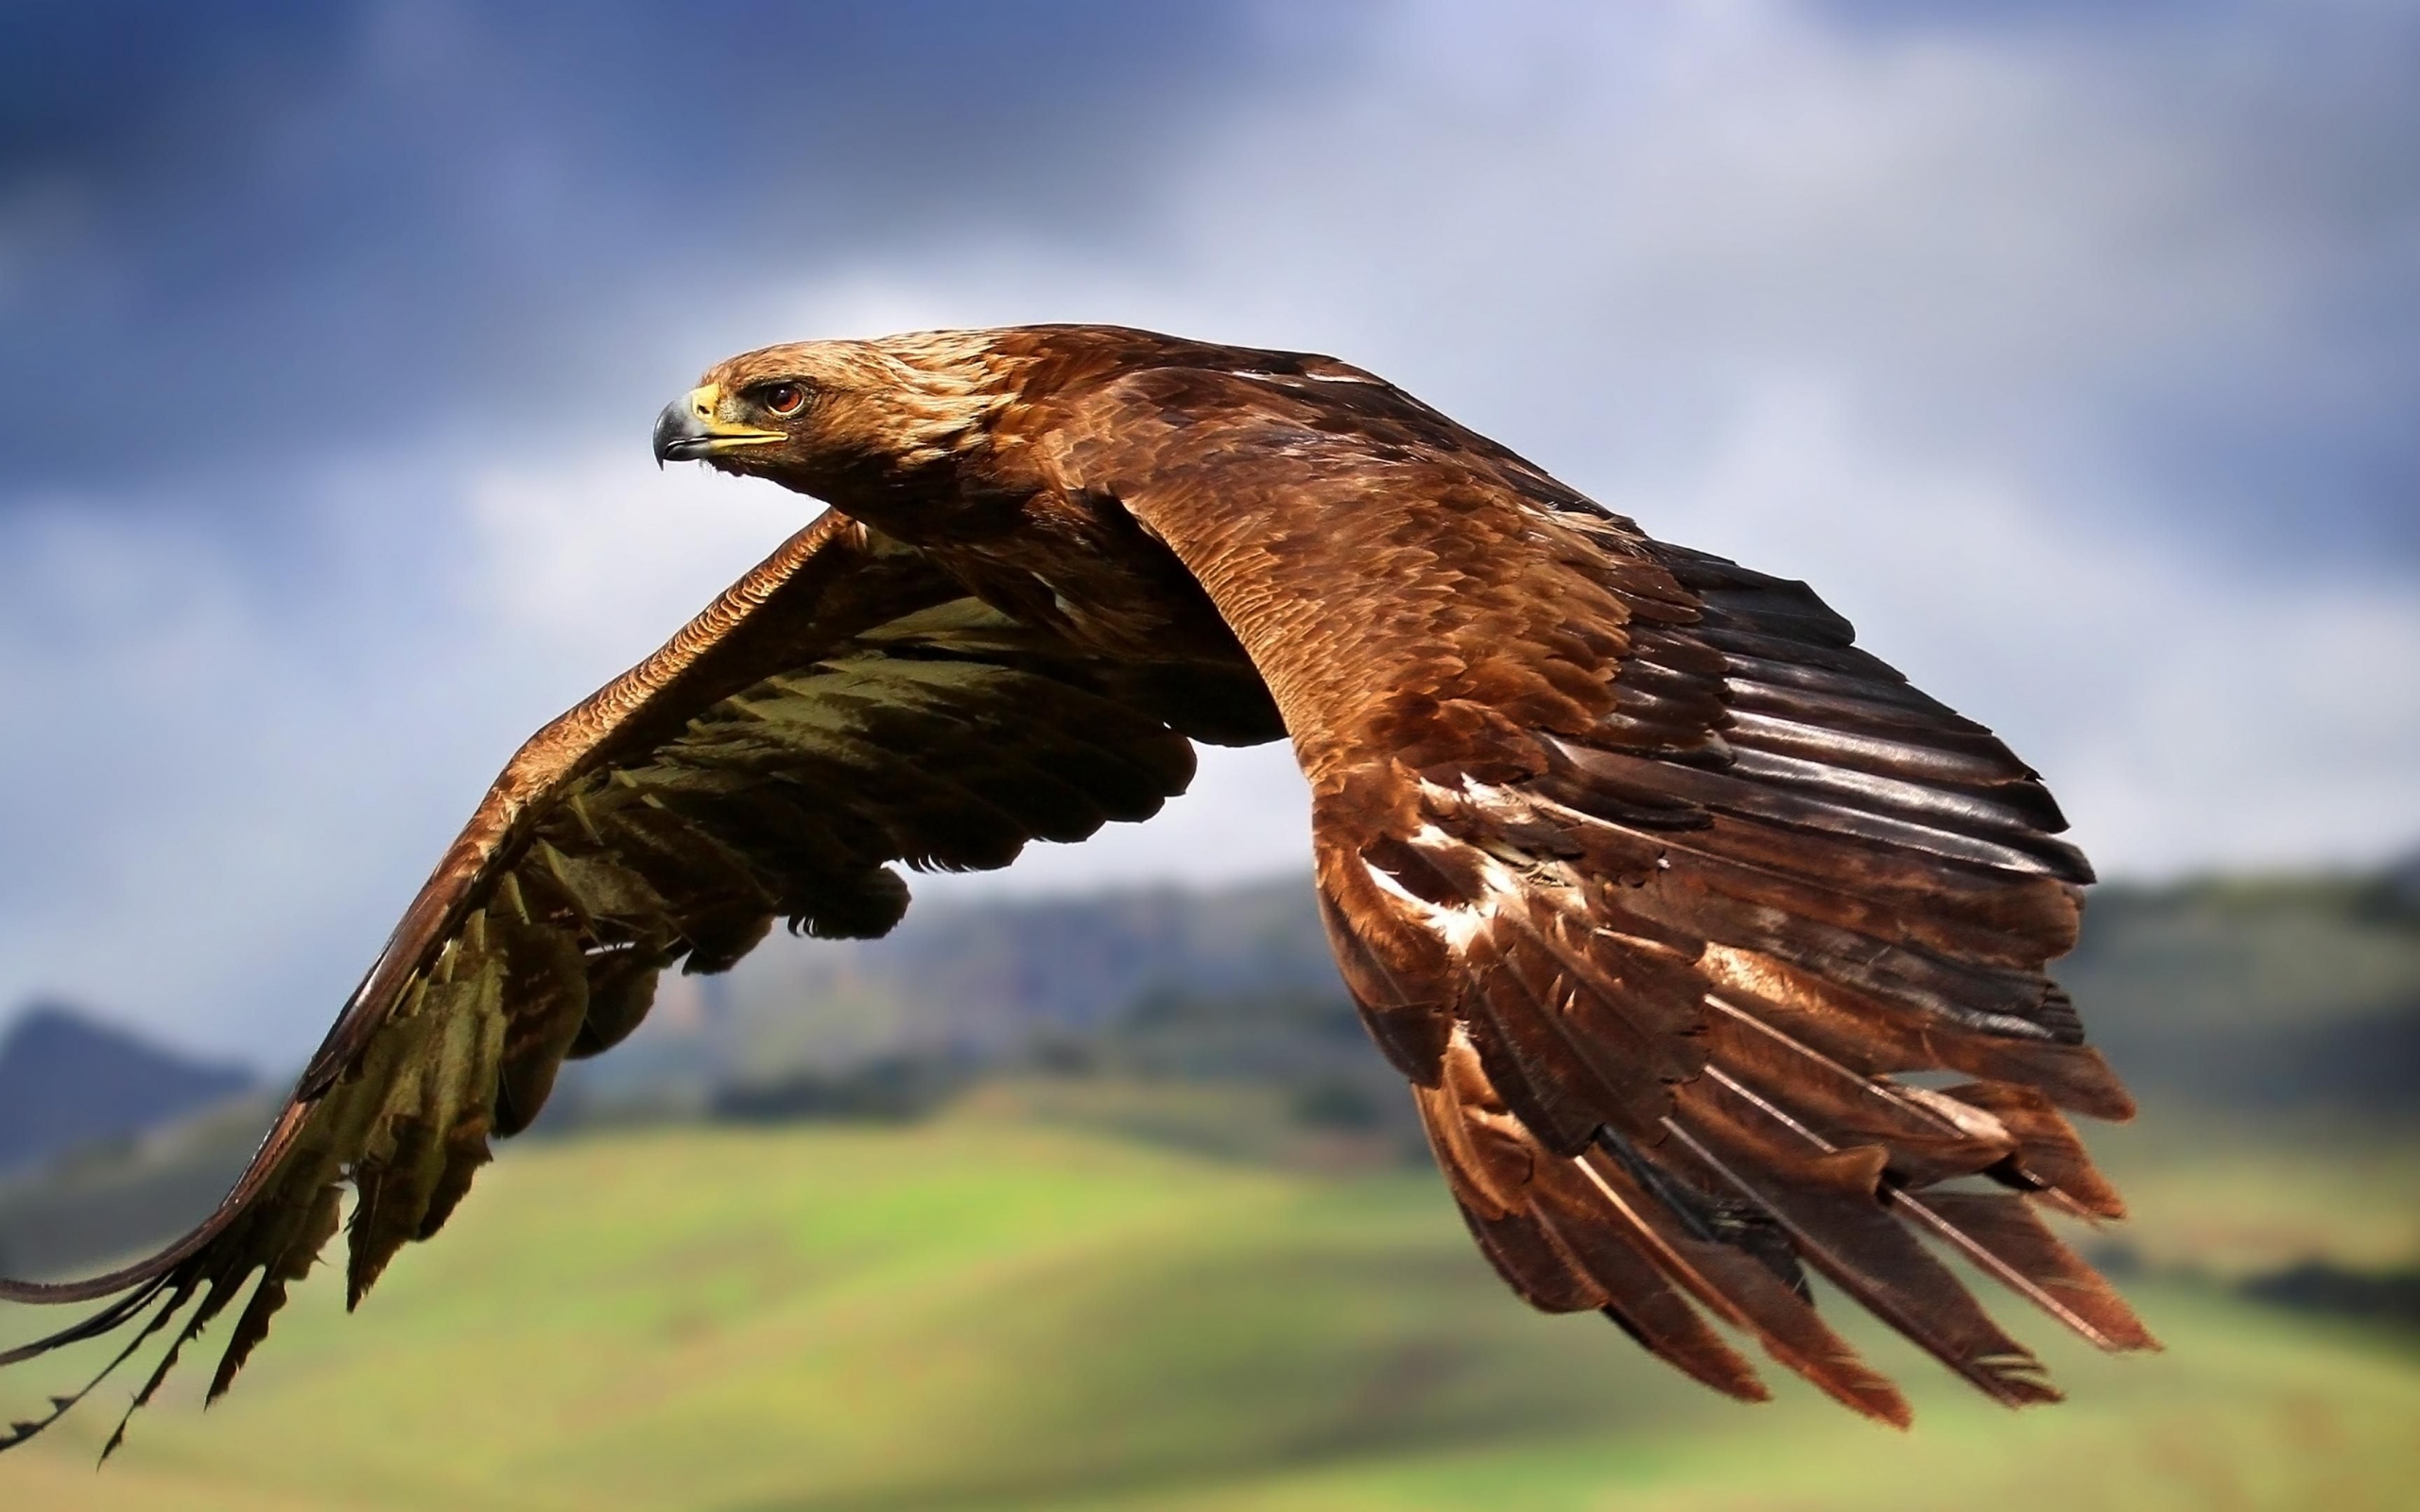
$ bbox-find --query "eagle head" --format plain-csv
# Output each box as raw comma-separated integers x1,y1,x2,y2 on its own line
652,333,1012,502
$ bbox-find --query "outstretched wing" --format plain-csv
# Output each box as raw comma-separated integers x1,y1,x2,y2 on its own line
1041,352,2152,1425
0,510,1203,1452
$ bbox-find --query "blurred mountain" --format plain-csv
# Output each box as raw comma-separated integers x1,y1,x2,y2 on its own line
592,860,2420,1119
721,875,1340,1067
561,876,1343,1112
0,1004,255,1175
2058,865,2420,1113
0,1092,272,1280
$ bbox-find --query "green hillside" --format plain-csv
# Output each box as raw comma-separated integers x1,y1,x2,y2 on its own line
3,861,2414,1506
2,1112,2413,1512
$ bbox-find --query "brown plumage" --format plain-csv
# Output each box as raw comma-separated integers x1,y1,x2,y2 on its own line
0,323,2152,1453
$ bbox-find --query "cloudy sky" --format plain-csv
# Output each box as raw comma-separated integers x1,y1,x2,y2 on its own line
3,0,2415,1064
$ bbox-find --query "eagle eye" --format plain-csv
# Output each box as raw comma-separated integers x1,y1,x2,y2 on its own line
757,383,807,418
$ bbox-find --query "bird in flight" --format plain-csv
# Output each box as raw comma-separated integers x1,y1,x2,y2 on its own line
0,324,2151,1453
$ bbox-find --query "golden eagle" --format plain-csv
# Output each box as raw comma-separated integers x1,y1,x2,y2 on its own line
0,325,2151,1452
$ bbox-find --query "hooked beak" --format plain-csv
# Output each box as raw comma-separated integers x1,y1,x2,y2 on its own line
652,384,786,466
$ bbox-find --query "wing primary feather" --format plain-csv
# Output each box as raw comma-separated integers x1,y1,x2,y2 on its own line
0,1281,186,1455
212,1183,346,1400
1658,1116,2060,1408
104,1258,258,1461
0,1279,172,1368
1697,1041,2144,1352
1891,1192,2156,1353
1571,1145,1911,1424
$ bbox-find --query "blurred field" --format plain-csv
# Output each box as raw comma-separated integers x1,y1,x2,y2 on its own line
2,1103,2413,1512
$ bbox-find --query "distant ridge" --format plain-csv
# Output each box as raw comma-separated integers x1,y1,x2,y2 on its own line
0,1004,253,1174
675,863,2420,1115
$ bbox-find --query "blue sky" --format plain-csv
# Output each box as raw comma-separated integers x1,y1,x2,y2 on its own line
4,0,2416,1063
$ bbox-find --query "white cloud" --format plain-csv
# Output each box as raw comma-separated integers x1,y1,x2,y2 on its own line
5,0,2414,1062
0,497,449,1058
461,445,823,680
738,0,2420,877
1618,378,2420,875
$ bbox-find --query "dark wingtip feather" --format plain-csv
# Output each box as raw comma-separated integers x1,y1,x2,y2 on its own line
1577,1143,1913,1425
1909,1191,2159,1354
